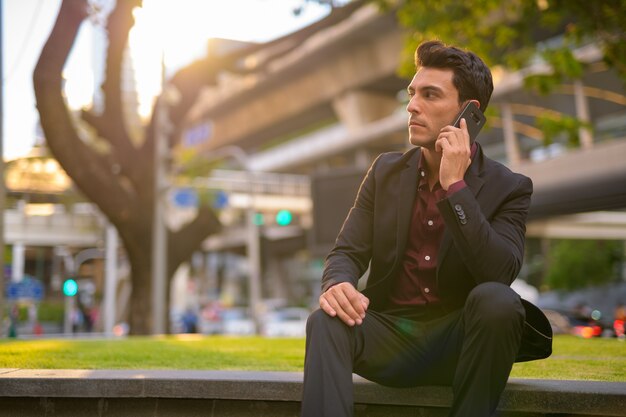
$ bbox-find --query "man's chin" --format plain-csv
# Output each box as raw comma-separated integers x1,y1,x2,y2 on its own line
409,136,430,148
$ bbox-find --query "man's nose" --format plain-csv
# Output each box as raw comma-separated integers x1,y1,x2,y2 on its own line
407,97,419,114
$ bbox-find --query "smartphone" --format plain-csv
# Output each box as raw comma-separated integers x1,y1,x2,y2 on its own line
452,102,486,143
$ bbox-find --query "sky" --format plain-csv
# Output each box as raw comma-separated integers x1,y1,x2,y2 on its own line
2,0,335,160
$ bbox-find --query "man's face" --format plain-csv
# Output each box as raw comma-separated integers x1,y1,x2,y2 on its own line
406,67,463,148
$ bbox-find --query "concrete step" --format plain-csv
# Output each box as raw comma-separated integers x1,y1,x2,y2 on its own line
0,369,624,416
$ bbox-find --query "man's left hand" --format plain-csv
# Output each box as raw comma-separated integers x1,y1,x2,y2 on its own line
436,118,472,190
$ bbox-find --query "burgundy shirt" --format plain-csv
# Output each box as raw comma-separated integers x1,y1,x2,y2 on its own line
388,144,477,312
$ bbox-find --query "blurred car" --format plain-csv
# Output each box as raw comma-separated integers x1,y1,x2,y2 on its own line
221,308,256,335
199,307,256,335
568,308,614,338
199,303,223,335
614,319,625,339
262,307,309,337
543,309,612,338
570,321,603,339
169,310,186,334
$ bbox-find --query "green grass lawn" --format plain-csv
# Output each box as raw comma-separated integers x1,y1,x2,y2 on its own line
510,335,626,381
0,335,624,381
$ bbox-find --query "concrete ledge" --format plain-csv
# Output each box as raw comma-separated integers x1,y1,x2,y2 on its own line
1,369,624,417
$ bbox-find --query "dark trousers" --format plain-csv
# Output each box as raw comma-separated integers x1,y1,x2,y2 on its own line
301,282,525,417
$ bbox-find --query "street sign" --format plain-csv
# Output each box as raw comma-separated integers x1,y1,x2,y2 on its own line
172,187,199,208
213,190,229,209
4,278,44,301
183,122,213,147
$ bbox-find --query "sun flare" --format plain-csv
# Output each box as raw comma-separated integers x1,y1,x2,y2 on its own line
128,0,266,120
127,0,331,121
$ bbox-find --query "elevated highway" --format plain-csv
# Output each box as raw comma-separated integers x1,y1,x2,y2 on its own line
4,206,102,247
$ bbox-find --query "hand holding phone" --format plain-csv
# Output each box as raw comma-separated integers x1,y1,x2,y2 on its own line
452,101,486,143
436,102,485,190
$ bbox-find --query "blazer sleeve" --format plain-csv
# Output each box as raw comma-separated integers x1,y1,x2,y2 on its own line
321,156,379,292
437,173,533,285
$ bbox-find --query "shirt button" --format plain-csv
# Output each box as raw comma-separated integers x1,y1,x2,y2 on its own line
420,170,426,177
427,220,434,226
425,255,431,261
424,287,430,293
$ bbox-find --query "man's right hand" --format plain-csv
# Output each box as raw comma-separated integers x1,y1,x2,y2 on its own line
319,282,369,326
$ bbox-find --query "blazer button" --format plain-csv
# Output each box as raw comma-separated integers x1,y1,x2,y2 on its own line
454,204,463,212
460,219,468,225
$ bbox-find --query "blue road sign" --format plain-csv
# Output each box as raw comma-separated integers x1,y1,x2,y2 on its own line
5,278,44,301
183,122,213,148
213,190,229,209
172,187,199,208
6,283,19,299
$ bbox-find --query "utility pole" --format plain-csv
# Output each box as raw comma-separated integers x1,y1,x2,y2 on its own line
201,146,262,333
0,0,6,335
103,223,118,336
151,56,169,335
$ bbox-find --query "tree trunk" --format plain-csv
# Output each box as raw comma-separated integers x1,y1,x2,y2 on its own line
34,0,357,334
127,246,154,334
34,0,221,335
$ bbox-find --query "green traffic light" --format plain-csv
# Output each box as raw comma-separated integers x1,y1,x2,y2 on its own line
63,279,78,297
276,209,293,226
253,212,265,226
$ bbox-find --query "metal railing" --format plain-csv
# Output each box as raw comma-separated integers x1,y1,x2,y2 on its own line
191,169,310,197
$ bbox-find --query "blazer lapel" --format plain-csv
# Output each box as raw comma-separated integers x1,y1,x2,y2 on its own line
395,149,420,262
437,146,485,269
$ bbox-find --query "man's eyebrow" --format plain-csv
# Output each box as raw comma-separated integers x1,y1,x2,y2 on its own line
419,85,444,94
407,84,444,94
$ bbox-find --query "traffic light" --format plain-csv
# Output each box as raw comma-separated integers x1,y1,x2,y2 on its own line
253,212,265,226
275,210,293,226
63,279,78,297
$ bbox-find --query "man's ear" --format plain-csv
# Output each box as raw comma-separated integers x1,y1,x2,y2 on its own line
469,99,480,109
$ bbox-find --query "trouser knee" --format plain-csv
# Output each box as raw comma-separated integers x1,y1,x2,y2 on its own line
305,309,355,362
464,282,525,328
306,309,350,338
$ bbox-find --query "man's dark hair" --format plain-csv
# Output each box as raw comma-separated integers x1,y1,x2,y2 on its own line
415,40,493,111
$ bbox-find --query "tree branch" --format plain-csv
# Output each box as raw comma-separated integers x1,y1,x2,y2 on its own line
167,206,222,277
100,0,143,183
81,108,110,138
33,0,133,223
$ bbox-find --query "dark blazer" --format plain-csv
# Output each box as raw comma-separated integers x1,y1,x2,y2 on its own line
322,144,552,362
